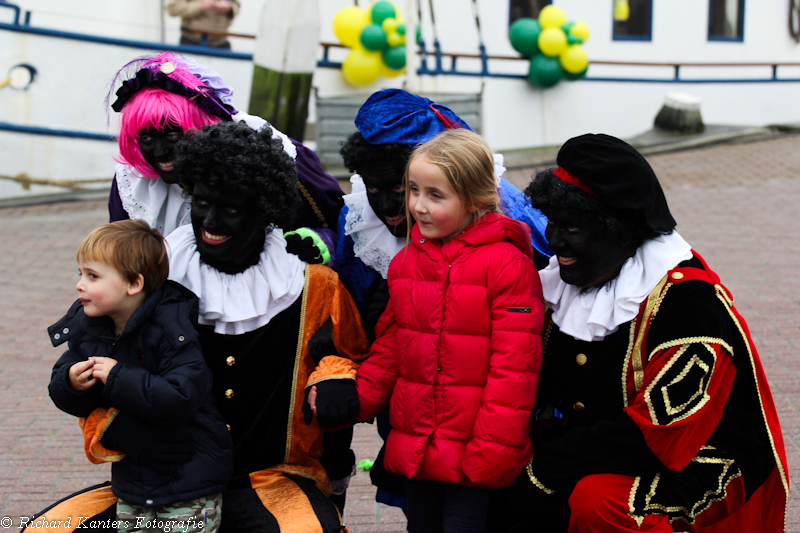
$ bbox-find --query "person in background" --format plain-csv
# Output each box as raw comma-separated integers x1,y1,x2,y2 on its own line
168,0,239,50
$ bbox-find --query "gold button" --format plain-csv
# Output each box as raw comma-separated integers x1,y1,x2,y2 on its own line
573,401,585,412
671,272,684,280
225,389,234,399
576,353,587,366
226,356,235,366
226,424,231,431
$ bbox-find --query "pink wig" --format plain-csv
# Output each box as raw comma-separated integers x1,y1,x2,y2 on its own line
115,87,220,178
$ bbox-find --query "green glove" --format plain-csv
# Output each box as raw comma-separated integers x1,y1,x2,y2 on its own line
284,227,331,265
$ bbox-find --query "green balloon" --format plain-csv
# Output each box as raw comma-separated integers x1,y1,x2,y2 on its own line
397,22,406,35
416,24,421,42
360,23,388,51
528,54,562,88
561,21,575,33
382,45,406,70
371,1,396,25
509,18,541,58
567,34,581,45
564,66,588,81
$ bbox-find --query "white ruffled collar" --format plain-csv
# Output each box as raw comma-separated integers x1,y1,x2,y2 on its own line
166,224,306,335
343,174,406,279
116,163,192,237
540,231,693,342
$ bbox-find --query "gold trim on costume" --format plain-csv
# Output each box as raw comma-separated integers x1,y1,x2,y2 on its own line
630,275,669,394
306,374,356,388
627,448,742,525
627,476,645,527
285,266,310,463
649,337,733,361
526,459,555,494
297,181,329,228
92,408,126,462
714,286,790,500
643,343,717,426
622,320,637,407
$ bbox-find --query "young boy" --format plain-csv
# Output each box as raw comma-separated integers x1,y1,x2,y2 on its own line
48,219,232,533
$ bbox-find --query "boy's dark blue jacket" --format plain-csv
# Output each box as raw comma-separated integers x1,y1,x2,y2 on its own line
48,280,233,507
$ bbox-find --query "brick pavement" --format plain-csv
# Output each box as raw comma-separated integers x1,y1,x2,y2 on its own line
1,132,799,532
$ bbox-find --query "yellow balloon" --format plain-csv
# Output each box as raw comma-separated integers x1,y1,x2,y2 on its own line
380,62,405,78
538,27,567,57
559,44,588,74
387,31,403,47
333,6,370,48
569,21,590,44
538,5,567,29
382,17,399,34
342,47,382,86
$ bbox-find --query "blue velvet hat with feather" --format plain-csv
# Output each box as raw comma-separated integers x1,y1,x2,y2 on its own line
355,89,472,145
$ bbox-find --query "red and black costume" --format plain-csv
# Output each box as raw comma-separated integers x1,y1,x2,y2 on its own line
512,133,788,533
522,252,788,532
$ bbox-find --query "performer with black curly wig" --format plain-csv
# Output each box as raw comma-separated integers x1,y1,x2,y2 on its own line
106,52,342,265
505,134,788,533
26,121,369,533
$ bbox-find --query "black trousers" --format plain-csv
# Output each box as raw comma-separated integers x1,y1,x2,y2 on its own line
405,478,492,533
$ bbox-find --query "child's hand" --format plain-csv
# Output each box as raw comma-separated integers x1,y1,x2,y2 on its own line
302,386,318,424
90,357,118,385
68,360,96,391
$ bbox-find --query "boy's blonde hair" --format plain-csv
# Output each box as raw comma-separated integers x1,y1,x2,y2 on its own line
405,129,501,229
77,220,169,296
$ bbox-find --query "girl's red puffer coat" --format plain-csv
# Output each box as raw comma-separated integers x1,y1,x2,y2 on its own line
356,212,544,489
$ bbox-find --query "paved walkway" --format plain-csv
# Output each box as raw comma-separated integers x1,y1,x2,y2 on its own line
1,132,800,532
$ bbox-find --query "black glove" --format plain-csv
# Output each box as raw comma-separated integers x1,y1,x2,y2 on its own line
101,410,194,464
285,230,328,264
362,280,390,344
302,379,359,428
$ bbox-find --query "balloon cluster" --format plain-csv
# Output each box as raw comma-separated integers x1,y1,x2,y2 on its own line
333,2,417,86
508,5,590,89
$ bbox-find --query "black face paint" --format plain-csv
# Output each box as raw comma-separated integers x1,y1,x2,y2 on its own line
139,125,184,184
543,206,637,290
360,159,410,237
191,181,266,274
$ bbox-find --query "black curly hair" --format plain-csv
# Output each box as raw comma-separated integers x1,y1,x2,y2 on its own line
526,168,660,249
339,131,413,175
174,121,300,230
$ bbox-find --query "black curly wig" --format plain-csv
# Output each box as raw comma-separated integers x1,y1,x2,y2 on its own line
339,131,413,176
174,121,300,230
526,168,660,249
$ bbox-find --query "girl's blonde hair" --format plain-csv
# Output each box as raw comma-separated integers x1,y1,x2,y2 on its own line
404,130,501,237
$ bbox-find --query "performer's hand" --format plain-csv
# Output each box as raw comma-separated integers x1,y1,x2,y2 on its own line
363,280,390,343
285,228,331,265
68,360,96,391
303,380,359,428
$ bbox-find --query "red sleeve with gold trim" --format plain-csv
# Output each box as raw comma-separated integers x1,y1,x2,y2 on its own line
624,340,737,471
